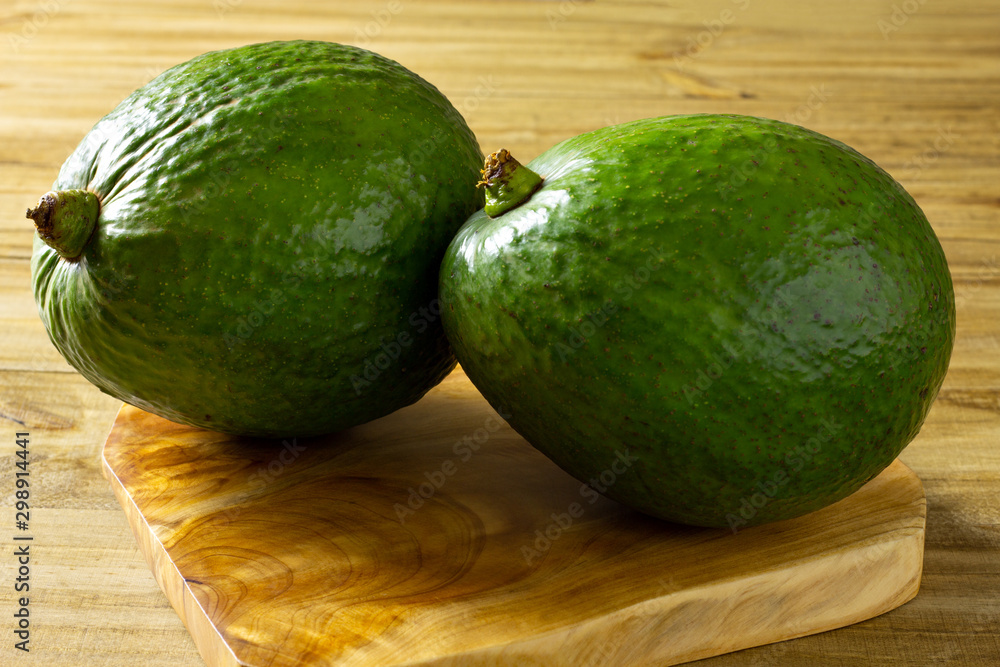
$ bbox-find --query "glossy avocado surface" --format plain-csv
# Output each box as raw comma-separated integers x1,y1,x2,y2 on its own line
441,114,955,528
31,40,484,437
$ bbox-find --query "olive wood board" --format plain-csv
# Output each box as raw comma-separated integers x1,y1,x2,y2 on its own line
101,368,926,667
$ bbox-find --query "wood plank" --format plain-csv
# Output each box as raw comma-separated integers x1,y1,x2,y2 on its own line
103,369,926,667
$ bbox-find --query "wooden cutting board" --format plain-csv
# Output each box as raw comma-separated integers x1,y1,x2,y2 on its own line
101,368,926,667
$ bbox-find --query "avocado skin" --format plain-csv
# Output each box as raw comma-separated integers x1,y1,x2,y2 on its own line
440,114,955,528
31,40,484,437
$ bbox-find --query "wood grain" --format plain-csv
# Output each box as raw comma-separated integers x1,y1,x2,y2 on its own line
2,0,999,665
102,369,926,667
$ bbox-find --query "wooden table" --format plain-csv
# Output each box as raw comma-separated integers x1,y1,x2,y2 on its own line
1,0,998,664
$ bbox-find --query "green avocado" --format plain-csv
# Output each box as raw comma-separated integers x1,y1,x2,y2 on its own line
29,40,484,437
440,114,955,529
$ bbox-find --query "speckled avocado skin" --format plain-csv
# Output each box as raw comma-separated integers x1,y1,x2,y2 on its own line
31,40,484,437
440,114,955,528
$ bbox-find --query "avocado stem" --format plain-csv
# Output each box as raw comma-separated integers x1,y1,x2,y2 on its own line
27,189,101,261
478,149,543,217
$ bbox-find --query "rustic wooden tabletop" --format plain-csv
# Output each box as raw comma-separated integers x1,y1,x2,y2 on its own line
1,0,998,665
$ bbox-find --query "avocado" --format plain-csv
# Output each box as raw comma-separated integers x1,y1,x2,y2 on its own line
440,114,955,529
28,40,484,437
